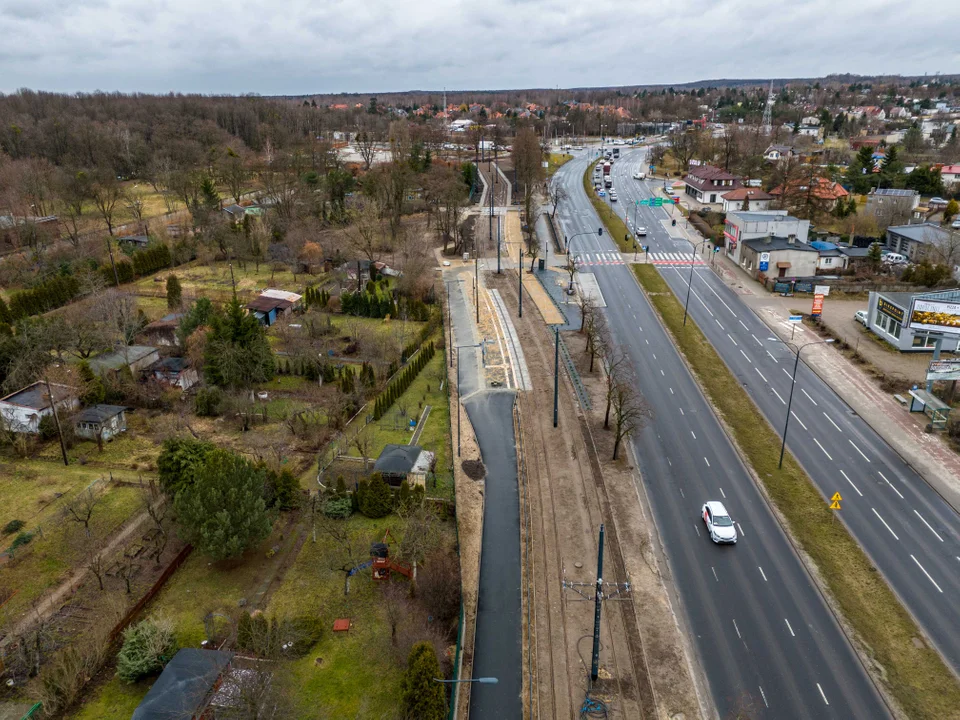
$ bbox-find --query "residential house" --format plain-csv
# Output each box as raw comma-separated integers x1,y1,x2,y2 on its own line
886,223,958,263
795,124,824,140
809,241,851,272
245,289,302,326
887,106,911,120
132,649,234,720
940,164,960,188
738,236,819,279
768,177,850,212
0,382,78,434
763,145,795,162
723,210,811,266
88,345,161,378
865,188,921,219
152,357,199,391
850,136,884,150
865,289,960,352
682,165,740,208
720,188,773,213
137,313,183,347
74,405,128,442
373,444,434,488
838,245,873,269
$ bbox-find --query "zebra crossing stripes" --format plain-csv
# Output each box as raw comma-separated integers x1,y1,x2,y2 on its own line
575,252,624,266
647,252,705,266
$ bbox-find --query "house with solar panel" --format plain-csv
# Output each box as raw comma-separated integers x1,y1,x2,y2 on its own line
866,188,920,219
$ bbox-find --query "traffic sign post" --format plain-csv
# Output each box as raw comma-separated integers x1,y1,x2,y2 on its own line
829,492,842,517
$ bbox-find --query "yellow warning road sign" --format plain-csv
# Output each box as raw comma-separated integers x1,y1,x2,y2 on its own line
829,500,841,510
831,492,842,502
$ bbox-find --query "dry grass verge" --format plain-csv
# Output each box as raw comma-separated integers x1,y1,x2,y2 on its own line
632,263,960,720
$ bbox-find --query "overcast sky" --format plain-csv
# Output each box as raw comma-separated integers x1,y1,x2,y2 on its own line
1,0,958,96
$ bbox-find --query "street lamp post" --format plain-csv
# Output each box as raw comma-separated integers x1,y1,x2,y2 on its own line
777,338,835,468
682,239,712,327
434,677,499,684
518,247,523,318
444,279,462,368
564,227,604,258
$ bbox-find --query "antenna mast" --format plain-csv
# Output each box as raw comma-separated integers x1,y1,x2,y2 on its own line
762,80,774,136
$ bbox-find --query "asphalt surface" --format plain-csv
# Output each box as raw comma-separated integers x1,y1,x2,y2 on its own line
552,150,891,719
604,148,960,675
445,268,522,719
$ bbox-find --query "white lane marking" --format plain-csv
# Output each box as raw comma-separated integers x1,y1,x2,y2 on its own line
737,522,745,537
751,334,763,346
823,413,842,432
733,619,742,639
758,566,767,582
679,407,684,415
645,339,649,344
702,281,737,317
791,411,808,431
878,471,904,499
660,369,665,376
840,470,863,497
818,683,829,706
785,618,796,637
690,430,696,439
771,387,786,405
633,313,637,320
802,388,818,405
719,487,726,498
911,554,943,593
849,439,870,462
783,368,793,380
679,487,685,498
715,319,723,329
914,509,945,542
712,566,719,582
669,387,674,395
813,438,833,460
766,350,779,364
694,523,700,537
755,368,768,383
872,508,899,540
740,320,749,330
759,686,768,708
727,333,738,346
704,457,711,467
652,353,657,360
740,349,752,362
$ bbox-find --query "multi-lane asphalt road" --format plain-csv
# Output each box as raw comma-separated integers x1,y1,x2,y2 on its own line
603,148,960,675
552,151,892,719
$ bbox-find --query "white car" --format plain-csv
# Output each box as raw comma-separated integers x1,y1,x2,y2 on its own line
635,227,647,237
610,191,618,202
633,171,646,180
855,310,868,326
702,501,737,544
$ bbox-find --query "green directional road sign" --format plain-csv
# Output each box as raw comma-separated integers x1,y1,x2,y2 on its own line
651,198,663,207
639,199,651,206
635,200,639,207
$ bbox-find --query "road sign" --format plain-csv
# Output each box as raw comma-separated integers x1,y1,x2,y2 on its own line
635,200,639,207
811,294,824,316
639,199,651,206
649,165,656,172
759,251,770,272
829,493,842,510
831,492,842,502
651,198,663,207
788,315,803,323
829,499,841,510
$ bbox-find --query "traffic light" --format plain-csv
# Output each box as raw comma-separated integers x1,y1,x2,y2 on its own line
598,227,603,236
624,233,629,243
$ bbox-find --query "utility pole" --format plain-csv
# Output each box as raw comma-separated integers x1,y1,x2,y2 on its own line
105,237,120,287
475,255,480,324
43,375,69,467
497,215,501,274
561,525,631,686
518,248,523,318
553,326,560,428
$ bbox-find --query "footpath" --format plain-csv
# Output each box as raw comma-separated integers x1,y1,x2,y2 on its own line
672,213,960,510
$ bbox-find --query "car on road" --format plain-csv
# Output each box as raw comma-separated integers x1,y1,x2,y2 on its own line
635,227,647,237
598,189,606,197
702,501,737,544
574,145,584,151
855,310,868,326
632,171,646,180
610,191,618,202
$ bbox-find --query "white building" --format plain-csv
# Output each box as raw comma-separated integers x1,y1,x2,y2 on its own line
0,382,79,434
75,405,128,442
450,119,474,132
723,211,810,267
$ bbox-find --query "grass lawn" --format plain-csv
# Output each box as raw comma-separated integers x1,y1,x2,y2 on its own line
34,421,160,470
631,264,960,720
135,295,174,321
547,153,573,178
135,260,312,303
0,472,143,629
344,352,452,481
68,676,151,720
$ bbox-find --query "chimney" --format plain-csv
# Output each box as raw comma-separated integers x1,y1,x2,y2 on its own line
763,236,772,245
788,234,796,244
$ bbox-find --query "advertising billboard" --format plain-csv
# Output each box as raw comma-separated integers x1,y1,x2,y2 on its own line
909,298,960,335
811,294,824,316
927,359,960,382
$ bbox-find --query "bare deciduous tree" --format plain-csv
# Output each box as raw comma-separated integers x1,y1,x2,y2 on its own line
609,368,652,460
89,173,124,236
63,486,103,537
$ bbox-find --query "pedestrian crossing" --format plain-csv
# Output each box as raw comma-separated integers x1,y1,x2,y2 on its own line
575,252,624,267
647,252,705,266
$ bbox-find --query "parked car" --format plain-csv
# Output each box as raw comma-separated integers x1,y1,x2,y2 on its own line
855,310,868,326
882,252,908,265
702,501,737,544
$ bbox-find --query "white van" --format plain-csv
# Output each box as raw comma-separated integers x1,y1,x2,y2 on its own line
882,252,907,265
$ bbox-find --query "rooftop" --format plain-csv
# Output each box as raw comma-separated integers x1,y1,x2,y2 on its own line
75,404,127,424
728,211,799,224
870,188,918,197
0,381,76,410
132,648,233,720
88,345,158,373
876,288,960,308
887,223,955,244
743,236,818,253
721,188,773,201
246,296,293,313
374,444,430,475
